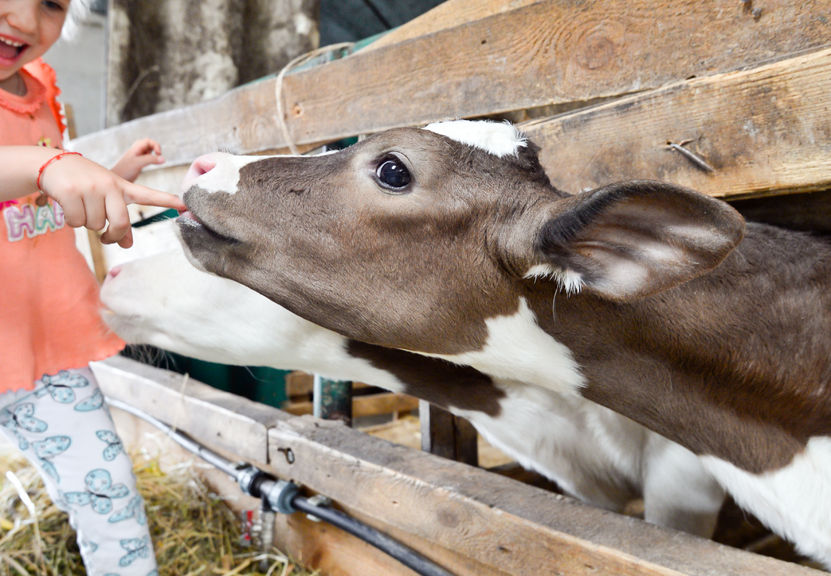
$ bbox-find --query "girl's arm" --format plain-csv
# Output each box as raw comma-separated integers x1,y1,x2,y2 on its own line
0,146,185,248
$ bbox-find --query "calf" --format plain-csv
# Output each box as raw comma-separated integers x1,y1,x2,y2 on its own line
176,120,831,566
101,227,724,536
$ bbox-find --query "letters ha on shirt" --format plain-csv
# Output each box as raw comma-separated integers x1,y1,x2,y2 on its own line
2,198,65,242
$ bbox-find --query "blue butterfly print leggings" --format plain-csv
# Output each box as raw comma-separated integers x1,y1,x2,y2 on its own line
0,366,158,576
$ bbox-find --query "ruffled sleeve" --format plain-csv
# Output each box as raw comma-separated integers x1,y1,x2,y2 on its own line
0,59,68,141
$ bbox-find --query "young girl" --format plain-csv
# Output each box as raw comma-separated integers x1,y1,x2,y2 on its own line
1,1,186,573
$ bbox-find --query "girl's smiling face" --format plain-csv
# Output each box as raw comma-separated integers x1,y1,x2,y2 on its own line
0,0,69,90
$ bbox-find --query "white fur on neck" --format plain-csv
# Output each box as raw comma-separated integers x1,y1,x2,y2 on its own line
453,379,638,509
101,247,411,393
424,120,527,158
701,437,831,569
426,298,585,396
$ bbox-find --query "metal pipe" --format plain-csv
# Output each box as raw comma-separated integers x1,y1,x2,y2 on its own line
106,397,454,576
107,398,241,478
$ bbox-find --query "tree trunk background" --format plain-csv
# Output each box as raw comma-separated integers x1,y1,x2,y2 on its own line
106,0,319,125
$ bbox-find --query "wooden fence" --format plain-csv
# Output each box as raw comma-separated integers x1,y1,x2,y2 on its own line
78,1,831,574
97,357,823,576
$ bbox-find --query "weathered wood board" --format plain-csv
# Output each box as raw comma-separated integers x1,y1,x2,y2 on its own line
362,0,541,51
71,0,831,178
525,46,831,199
95,356,823,576
79,2,831,568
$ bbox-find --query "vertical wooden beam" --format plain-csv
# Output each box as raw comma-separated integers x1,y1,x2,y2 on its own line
419,400,478,466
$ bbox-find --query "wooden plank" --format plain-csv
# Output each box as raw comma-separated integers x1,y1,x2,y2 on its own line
353,393,418,418
286,371,315,397
70,0,831,171
94,357,821,576
109,406,416,576
363,0,540,51
266,416,820,576
91,356,281,464
524,46,831,200
273,513,425,576
419,400,478,466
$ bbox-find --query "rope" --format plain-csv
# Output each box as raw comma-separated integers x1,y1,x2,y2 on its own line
274,42,356,155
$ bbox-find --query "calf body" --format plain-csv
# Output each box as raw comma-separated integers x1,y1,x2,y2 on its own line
101,236,724,535
176,121,831,565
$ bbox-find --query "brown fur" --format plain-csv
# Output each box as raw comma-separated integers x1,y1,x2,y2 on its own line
180,128,831,474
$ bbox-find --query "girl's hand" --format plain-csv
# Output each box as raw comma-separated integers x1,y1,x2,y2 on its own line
39,152,185,249
111,138,166,182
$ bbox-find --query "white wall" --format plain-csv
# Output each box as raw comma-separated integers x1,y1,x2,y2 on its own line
43,12,108,137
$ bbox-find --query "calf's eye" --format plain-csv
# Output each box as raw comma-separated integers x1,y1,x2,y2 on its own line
375,157,411,191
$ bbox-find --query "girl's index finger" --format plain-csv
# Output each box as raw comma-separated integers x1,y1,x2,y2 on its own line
124,182,186,212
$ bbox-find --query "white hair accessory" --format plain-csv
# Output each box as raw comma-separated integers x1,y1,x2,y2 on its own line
62,0,91,41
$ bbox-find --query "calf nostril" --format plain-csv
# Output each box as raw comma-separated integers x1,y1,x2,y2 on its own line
193,156,218,177
107,265,122,279
182,154,219,194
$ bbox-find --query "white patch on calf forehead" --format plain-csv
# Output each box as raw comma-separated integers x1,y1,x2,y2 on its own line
191,154,265,195
426,298,585,396
424,120,527,158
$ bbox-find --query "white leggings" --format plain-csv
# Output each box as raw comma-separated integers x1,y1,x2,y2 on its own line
0,366,158,576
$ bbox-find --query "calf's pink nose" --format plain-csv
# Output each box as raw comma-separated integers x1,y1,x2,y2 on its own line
181,154,219,193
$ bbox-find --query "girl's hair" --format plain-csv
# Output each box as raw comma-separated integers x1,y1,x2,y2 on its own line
62,0,91,40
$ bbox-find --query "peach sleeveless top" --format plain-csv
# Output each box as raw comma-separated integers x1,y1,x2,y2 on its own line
0,59,124,392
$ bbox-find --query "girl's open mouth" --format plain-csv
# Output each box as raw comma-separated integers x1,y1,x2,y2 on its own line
0,36,26,63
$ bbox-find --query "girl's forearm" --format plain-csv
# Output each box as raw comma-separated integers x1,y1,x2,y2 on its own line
0,146,65,202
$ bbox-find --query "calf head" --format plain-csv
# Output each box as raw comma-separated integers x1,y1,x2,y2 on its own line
99,237,505,415
178,121,745,359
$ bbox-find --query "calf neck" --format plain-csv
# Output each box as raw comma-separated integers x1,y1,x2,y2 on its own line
101,238,724,536
177,121,831,565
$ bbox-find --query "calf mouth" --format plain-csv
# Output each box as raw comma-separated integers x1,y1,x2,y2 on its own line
176,204,240,247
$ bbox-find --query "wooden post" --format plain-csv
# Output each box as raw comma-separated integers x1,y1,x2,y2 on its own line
419,400,478,466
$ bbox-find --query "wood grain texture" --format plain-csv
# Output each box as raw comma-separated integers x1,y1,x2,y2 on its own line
92,356,281,464
122,43,831,220
364,0,540,51
71,0,831,173
419,400,478,466
274,513,425,576
524,46,831,199
94,357,822,576
266,415,821,576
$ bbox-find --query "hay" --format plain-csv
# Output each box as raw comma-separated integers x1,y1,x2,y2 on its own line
0,446,318,576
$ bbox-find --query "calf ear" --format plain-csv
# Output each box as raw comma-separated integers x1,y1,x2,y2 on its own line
531,181,745,301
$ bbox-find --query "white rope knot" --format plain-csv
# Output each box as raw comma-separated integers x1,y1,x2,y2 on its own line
274,42,356,155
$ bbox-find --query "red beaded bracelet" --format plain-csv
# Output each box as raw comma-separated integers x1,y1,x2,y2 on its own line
36,151,83,193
